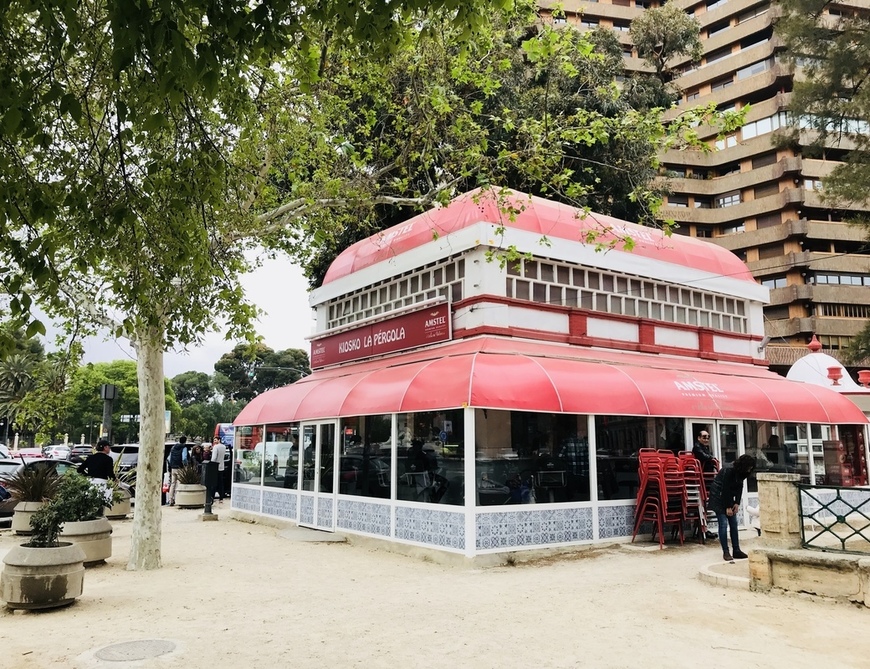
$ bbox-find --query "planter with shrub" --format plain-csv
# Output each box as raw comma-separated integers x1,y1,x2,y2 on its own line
0,472,111,609
175,464,206,508
3,465,62,535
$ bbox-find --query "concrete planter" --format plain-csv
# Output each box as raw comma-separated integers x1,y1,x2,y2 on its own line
1,542,86,610
176,484,206,509
60,517,113,566
11,501,45,536
106,489,132,520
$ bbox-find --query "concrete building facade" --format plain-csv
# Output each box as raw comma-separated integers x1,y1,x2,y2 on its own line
540,0,870,372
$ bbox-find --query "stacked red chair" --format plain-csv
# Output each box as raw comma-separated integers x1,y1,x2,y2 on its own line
678,452,706,542
632,450,686,548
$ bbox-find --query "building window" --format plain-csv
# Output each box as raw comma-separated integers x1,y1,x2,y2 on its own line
706,47,731,64
667,195,689,207
694,197,712,209
737,58,772,81
711,77,734,91
722,223,745,235
695,225,713,238
761,276,787,289
752,153,777,169
715,134,738,150
504,257,749,333
756,212,781,229
716,192,741,208
755,182,779,198
708,20,730,36
758,244,782,260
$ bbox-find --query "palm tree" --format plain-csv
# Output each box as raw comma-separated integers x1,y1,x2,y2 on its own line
0,353,37,445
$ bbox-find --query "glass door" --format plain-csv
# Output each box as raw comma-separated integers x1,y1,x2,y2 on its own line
298,421,337,531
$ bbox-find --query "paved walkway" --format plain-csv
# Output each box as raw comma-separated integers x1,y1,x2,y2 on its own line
1,510,867,669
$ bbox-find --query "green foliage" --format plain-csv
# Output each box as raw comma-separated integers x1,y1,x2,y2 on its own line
2,464,61,502
214,344,310,401
776,0,870,207
630,3,703,82
176,463,203,485
28,471,120,547
171,371,214,407
777,1,870,352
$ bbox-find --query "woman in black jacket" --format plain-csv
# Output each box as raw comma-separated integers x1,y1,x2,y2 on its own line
708,454,756,562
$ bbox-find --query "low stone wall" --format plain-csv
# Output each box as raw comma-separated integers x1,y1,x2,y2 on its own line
751,473,870,608
749,546,870,607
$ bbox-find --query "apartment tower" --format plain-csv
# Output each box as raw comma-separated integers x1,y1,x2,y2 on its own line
540,0,870,373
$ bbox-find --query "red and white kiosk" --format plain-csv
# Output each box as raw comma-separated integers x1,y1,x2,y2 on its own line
232,189,869,556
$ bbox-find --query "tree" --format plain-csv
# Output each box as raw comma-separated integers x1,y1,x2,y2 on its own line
630,2,703,83
0,0,512,571
171,372,214,408
1,0,732,571
280,10,732,285
776,2,870,362
214,344,310,401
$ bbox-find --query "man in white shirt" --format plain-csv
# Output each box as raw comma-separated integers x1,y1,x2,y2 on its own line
211,437,227,502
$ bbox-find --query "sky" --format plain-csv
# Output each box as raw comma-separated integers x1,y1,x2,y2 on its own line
71,256,315,378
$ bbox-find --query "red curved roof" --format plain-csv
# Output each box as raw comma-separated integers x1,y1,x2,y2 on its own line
234,337,868,425
323,188,756,285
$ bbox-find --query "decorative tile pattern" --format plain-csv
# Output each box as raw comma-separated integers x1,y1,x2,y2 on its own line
475,507,594,550
316,498,334,528
231,485,261,513
395,506,465,550
598,503,636,539
337,499,391,537
263,489,297,519
299,494,314,525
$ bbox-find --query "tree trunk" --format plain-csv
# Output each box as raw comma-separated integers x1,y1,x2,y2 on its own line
127,331,165,570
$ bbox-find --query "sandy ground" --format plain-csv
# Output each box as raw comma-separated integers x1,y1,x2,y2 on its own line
1,506,868,669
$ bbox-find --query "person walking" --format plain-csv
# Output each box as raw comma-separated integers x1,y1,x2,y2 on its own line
166,435,188,506
707,453,756,562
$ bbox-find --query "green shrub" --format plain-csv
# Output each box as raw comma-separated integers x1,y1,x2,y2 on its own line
28,471,121,547
2,465,61,502
176,463,203,485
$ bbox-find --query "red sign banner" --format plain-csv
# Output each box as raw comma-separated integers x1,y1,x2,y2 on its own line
310,305,451,368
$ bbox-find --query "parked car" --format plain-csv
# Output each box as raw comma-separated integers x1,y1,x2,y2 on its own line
69,445,95,463
0,458,78,517
0,443,9,459
46,445,72,460
12,447,45,459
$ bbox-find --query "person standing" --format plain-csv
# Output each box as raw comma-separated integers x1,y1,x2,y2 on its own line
78,439,117,484
166,435,188,506
692,430,717,472
211,436,227,502
708,454,756,561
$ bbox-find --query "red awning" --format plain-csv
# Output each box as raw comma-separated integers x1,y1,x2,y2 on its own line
233,338,869,426
323,189,757,285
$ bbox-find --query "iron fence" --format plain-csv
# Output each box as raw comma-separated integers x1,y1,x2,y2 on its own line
797,483,870,555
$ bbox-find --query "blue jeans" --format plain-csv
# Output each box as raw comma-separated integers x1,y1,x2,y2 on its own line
716,511,740,554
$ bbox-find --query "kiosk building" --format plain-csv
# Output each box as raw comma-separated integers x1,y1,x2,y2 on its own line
231,189,868,556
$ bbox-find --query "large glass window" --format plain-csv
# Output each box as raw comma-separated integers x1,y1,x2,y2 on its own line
594,415,649,500
339,415,392,499
475,411,590,505
744,422,808,491
397,410,464,505
263,424,298,489
238,424,298,486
